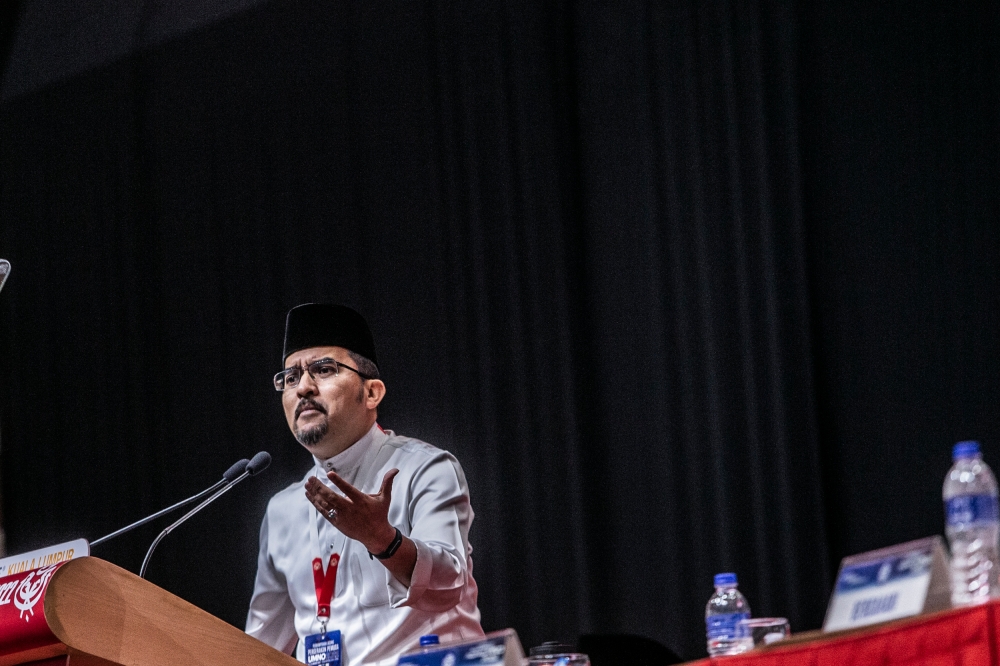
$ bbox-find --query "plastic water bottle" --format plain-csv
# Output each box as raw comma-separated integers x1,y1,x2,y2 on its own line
944,440,1000,606
705,573,751,656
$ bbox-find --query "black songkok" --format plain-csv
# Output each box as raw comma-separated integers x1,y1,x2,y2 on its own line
282,303,378,367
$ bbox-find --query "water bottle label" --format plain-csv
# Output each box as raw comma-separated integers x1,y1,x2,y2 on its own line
706,612,750,639
946,495,999,527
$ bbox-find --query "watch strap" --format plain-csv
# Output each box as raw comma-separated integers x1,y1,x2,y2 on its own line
369,527,403,560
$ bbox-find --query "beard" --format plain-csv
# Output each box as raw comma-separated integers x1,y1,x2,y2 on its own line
293,398,329,447
294,420,329,447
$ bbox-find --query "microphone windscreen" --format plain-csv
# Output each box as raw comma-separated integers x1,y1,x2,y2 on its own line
223,458,250,481
247,451,272,475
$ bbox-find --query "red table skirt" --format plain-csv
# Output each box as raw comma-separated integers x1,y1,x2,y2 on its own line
688,601,1000,666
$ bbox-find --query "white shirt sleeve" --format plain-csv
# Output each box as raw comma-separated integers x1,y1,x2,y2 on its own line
245,508,299,655
386,453,472,612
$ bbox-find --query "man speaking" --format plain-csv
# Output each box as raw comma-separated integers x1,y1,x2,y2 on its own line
246,304,484,665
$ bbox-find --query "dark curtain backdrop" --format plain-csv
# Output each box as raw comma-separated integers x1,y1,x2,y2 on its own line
0,0,997,660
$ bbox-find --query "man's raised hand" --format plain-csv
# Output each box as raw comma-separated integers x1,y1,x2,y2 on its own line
304,468,400,555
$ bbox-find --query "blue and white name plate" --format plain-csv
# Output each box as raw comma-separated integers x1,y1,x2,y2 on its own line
823,535,950,632
397,629,525,666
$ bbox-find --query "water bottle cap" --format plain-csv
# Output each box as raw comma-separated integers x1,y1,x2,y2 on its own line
953,441,981,460
714,572,738,586
420,635,440,647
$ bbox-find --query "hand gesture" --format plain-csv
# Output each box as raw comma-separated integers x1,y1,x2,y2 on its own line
305,469,399,555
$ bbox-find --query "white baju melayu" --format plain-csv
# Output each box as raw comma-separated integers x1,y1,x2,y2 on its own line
246,423,484,665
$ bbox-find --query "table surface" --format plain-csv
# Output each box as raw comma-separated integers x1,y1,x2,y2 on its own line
686,599,1000,666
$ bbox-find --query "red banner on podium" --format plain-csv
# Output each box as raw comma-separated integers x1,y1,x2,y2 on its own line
0,562,67,658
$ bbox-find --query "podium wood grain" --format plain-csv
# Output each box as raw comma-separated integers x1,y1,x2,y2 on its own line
37,557,299,666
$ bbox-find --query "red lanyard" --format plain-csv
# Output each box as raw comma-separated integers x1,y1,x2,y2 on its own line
312,554,339,619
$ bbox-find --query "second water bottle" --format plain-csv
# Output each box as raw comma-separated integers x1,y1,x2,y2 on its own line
944,440,1000,606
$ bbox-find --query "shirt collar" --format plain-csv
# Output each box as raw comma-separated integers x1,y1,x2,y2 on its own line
313,422,384,476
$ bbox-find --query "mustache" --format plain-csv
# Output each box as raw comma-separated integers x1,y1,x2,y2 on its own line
295,399,327,419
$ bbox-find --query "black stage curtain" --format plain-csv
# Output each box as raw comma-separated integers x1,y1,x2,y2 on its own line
0,0,997,659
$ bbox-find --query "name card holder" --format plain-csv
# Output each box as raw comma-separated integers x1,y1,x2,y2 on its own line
397,629,525,666
823,535,950,632
0,538,89,577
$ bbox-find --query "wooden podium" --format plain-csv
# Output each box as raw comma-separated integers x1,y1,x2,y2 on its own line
0,557,300,666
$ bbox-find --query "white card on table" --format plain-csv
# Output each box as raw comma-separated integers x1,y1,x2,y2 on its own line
823,535,950,632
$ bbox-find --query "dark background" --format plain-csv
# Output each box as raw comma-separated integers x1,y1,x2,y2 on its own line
0,0,997,660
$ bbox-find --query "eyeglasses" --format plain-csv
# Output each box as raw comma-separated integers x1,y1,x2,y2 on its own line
273,358,373,391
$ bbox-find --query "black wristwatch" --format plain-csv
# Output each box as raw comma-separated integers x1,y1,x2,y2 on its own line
369,527,403,560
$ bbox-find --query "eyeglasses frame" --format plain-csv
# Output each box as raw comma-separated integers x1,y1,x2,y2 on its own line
273,357,374,391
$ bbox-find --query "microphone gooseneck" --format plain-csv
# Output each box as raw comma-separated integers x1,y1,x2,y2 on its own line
139,451,271,579
91,458,250,547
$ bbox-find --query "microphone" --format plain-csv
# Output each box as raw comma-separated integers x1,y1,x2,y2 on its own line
91,458,249,547
0,260,9,293
140,451,271,579
246,450,272,475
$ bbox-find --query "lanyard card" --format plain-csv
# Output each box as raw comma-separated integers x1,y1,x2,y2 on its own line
305,629,342,666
